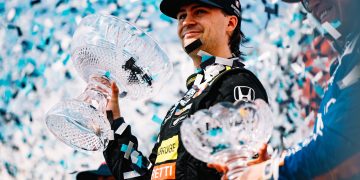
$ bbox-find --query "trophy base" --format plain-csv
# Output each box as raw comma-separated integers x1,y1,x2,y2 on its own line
45,99,112,151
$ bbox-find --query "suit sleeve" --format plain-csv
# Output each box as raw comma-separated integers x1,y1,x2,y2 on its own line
278,81,360,179
103,112,159,180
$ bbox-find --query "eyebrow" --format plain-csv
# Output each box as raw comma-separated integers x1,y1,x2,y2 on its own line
178,4,211,14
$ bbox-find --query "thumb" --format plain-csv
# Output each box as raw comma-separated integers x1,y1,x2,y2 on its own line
111,82,119,95
107,82,120,119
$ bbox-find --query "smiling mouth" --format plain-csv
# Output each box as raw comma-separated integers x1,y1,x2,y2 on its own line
319,7,332,23
183,32,201,38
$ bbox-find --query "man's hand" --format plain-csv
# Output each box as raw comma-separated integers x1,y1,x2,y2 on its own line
248,144,270,165
208,160,272,180
106,82,121,120
207,144,270,180
238,160,268,180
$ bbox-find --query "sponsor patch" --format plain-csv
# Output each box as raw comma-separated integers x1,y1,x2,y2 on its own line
234,86,255,102
151,162,176,180
179,89,196,106
155,135,179,163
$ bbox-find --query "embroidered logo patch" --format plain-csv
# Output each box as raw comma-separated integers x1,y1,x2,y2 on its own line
155,135,179,164
234,86,255,102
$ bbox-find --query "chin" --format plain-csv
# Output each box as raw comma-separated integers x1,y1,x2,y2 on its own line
183,38,199,47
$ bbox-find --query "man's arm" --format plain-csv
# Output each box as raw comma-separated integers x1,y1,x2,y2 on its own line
103,83,158,179
239,82,360,180
279,90,360,179
103,116,156,179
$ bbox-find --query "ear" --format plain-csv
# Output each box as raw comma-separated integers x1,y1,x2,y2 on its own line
226,15,238,35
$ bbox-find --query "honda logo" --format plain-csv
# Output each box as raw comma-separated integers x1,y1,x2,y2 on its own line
234,86,255,102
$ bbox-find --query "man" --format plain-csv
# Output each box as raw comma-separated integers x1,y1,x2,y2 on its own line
103,0,269,179
211,0,360,179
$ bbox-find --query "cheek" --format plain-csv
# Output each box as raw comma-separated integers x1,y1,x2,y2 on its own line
177,25,182,39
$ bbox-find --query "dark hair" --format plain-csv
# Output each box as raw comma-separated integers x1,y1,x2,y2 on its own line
229,21,245,58
222,11,246,58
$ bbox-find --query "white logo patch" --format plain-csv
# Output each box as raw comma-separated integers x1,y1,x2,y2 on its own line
234,86,255,102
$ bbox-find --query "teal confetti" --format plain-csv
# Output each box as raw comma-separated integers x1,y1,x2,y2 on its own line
136,155,143,168
195,68,202,73
62,54,70,65
151,135,157,143
0,2,5,14
314,84,324,96
330,20,341,29
151,74,159,81
160,14,173,23
211,144,229,155
151,114,162,124
104,71,111,79
287,29,295,38
200,55,213,63
208,128,222,137
5,162,17,177
3,89,12,104
23,83,34,95
292,13,303,22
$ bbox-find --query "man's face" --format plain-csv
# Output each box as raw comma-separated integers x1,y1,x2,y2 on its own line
308,0,356,35
176,3,236,56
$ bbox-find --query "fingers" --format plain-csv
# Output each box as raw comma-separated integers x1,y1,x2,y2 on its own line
258,144,270,161
238,162,267,180
107,82,121,119
208,163,229,173
247,144,270,166
111,82,119,95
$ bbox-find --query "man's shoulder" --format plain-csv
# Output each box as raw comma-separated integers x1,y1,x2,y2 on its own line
210,68,269,103
212,67,253,82
212,67,263,88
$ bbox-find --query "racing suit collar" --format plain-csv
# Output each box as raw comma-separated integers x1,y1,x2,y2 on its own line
196,50,244,71
187,51,245,89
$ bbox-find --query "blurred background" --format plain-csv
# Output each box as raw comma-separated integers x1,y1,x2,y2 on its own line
0,0,336,179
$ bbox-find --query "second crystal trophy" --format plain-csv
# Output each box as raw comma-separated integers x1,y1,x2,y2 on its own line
180,99,273,179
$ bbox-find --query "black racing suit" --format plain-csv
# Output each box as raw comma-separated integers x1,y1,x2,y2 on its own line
103,59,268,180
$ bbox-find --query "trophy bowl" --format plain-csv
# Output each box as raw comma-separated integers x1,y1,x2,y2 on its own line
180,100,273,179
45,14,172,151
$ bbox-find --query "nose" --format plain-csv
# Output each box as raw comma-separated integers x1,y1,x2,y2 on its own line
182,14,196,26
178,13,197,38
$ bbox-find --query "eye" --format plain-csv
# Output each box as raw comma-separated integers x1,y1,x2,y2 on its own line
194,9,206,16
177,13,186,20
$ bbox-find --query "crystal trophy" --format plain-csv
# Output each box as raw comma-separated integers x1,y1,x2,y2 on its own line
180,99,273,179
45,14,172,151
